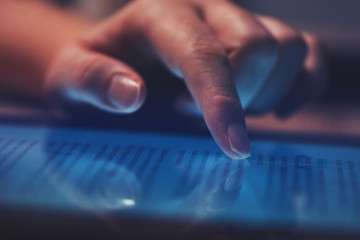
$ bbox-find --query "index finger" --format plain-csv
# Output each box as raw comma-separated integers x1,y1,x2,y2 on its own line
143,4,250,159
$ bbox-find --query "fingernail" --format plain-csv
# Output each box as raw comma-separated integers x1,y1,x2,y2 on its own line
227,123,251,159
107,75,141,111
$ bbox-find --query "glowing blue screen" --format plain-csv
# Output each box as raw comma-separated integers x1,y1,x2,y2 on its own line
0,123,359,234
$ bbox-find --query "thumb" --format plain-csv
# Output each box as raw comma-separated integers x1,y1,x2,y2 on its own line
45,45,146,113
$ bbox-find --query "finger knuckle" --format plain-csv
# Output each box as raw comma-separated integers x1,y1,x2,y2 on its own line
75,56,106,90
208,92,241,111
186,37,226,61
305,34,322,50
305,34,318,45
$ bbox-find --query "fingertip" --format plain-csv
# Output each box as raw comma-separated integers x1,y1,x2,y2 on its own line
226,123,251,160
107,74,146,113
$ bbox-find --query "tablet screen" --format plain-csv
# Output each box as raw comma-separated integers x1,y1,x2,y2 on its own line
0,123,359,236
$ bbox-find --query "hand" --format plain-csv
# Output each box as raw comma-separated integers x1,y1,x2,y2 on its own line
45,0,326,159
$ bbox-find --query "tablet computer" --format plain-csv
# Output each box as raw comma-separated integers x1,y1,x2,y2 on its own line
0,121,359,240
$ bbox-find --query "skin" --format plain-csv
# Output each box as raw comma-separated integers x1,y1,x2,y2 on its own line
0,0,326,159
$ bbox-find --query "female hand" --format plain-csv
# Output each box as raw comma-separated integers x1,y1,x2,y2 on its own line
45,0,326,159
